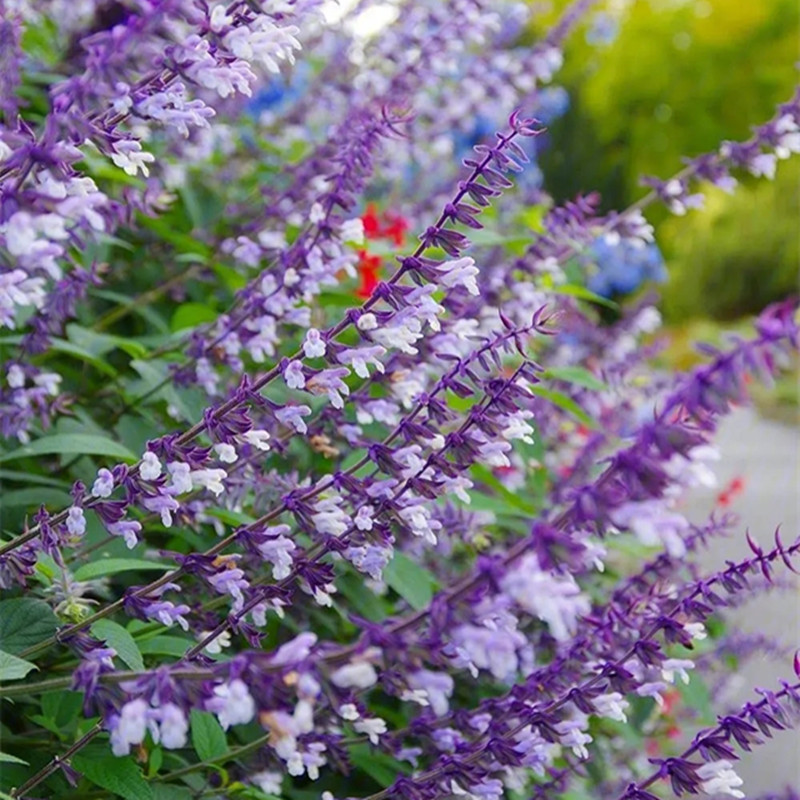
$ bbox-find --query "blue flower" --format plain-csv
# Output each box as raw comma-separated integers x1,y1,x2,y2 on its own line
586,238,667,297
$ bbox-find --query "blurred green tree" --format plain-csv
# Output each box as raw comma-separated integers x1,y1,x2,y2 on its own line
535,0,799,320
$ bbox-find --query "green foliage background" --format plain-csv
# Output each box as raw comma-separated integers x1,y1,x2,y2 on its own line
536,0,799,321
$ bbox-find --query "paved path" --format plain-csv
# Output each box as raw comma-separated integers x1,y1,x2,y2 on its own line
682,407,799,793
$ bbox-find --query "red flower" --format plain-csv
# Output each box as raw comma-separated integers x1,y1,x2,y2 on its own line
383,213,409,246
362,204,383,240
716,475,746,508
355,205,410,298
356,251,382,299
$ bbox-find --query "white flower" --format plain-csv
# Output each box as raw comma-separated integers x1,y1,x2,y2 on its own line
661,658,694,685
200,629,231,655
500,553,589,642
6,364,25,388
340,218,365,244
209,4,233,32
312,499,351,537
251,770,283,795
110,699,149,756
110,140,156,177
258,230,287,249
557,721,592,759
330,662,378,689
636,682,666,707
167,461,193,495
33,372,61,396
140,451,162,481
214,443,238,463
354,505,374,531
303,328,326,358
339,704,360,720
500,412,535,444
190,468,226,496
1,270,47,327
309,202,326,224
591,692,629,723
354,717,387,745
91,468,115,498
749,152,777,179
685,622,707,641
66,507,86,537
697,760,745,798
258,532,296,580
478,440,512,468
371,318,423,355
401,689,430,707
429,434,446,451
357,313,378,331
154,704,188,750
208,679,255,730
339,346,386,378
223,17,301,73
398,503,441,545
437,257,480,295
284,360,305,389
312,583,336,607
242,429,271,451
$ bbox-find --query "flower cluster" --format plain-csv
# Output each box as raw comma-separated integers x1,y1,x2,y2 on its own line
0,3,798,800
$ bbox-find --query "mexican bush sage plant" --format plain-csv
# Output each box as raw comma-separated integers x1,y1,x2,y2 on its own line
0,2,798,799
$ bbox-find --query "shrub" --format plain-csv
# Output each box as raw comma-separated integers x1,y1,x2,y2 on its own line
0,3,798,800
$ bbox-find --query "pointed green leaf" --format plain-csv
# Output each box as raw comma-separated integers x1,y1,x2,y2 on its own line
0,598,59,654
543,365,608,391
0,433,137,464
528,385,598,428
74,559,171,582
0,650,37,681
72,754,153,800
190,709,227,762
91,619,145,672
383,552,438,611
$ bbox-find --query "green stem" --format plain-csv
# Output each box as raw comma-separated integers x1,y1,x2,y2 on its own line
0,668,213,699
157,733,271,782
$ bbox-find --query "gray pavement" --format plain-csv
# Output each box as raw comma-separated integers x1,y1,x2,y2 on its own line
682,407,799,793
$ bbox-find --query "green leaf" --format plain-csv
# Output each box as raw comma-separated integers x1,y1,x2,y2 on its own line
152,787,193,800
204,507,257,527
336,572,389,622
0,469,72,488
0,650,37,681
91,290,170,333
0,598,59,654
549,283,619,310
74,558,171,582
348,744,410,788
0,752,29,765
383,552,437,611
67,324,148,359
91,619,145,672
138,215,211,258
0,433,137,464
528,385,598,428
0,487,72,510
41,690,84,728
190,709,228,762
171,302,219,331
137,636,193,658
470,464,537,513
48,338,119,377
72,754,153,800
543,365,608,392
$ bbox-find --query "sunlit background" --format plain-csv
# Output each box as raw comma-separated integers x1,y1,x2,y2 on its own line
324,0,799,406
